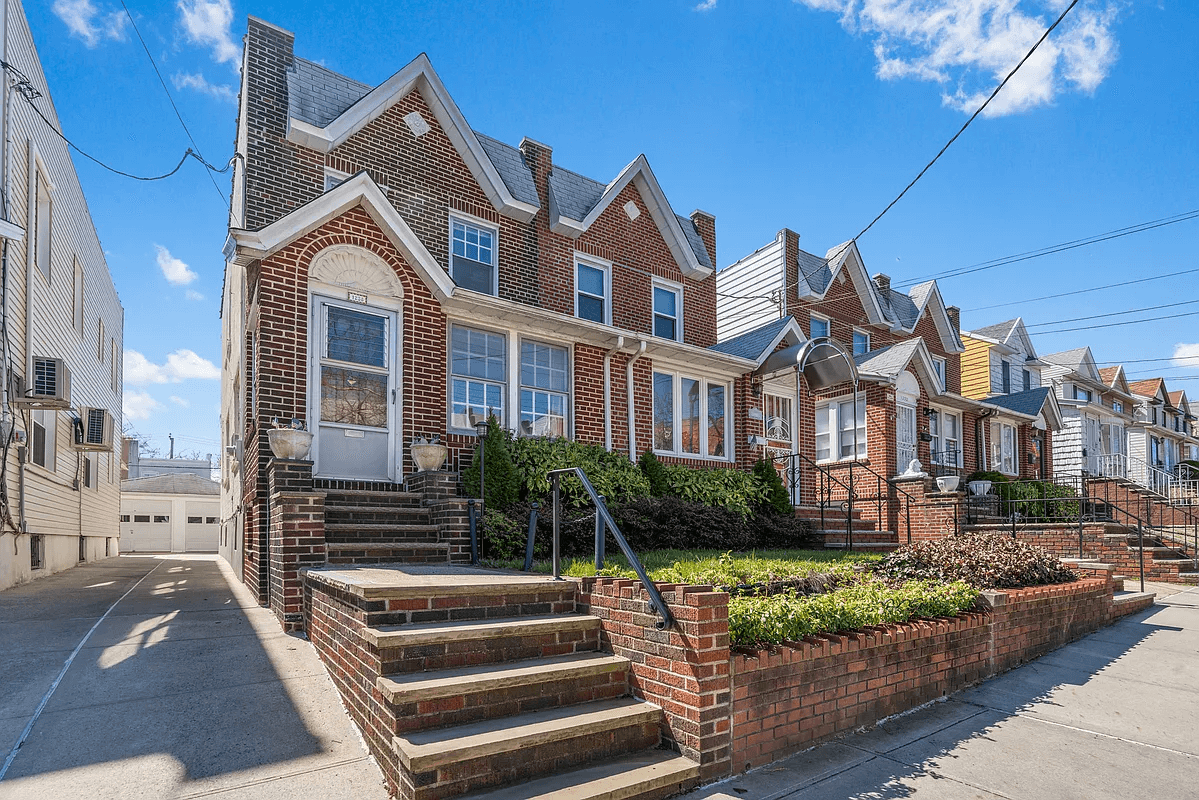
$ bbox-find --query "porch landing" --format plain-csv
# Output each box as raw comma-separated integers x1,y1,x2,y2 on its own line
303,563,567,599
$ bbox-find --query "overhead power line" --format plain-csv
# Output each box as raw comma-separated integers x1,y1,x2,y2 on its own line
854,0,1080,242
1026,299,1199,329
1035,309,1199,335
963,264,1199,313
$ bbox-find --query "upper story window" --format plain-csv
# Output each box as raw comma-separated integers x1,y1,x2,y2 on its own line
653,281,682,341
1001,360,1011,394
852,329,870,356
1022,368,1031,392
810,314,830,340
30,409,56,471
932,356,947,391
450,218,497,295
1113,400,1124,413
33,164,52,281
449,325,505,431
930,409,961,466
1075,385,1093,403
575,260,609,324
519,340,569,437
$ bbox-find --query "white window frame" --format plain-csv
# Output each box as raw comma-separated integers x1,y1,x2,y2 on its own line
809,313,830,340
574,254,611,325
1074,385,1093,403
931,356,947,391
929,407,962,467
851,328,870,356
652,278,683,342
1113,400,1123,413
1001,360,1011,394
991,420,1017,476
651,370,732,461
448,214,499,296
447,323,507,434
1022,368,1031,392
815,393,867,463
517,337,570,438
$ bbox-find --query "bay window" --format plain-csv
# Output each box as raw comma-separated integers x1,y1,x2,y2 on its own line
450,325,505,430
653,371,730,459
815,394,866,462
519,340,568,437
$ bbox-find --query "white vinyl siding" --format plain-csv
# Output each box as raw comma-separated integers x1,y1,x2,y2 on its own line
714,235,783,339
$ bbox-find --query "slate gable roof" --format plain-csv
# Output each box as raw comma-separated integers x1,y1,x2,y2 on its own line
971,319,1019,341
285,56,711,268
709,316,794,360
1043,347,1090,368
121,473,220,496
854,340,922,378
983,387,1052,418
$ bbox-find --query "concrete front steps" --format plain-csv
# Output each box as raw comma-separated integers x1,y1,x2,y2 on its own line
308,566,700,800
323,489,452,566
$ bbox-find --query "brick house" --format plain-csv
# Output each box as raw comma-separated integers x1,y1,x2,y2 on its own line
219,18,759,598
959,318,1063,480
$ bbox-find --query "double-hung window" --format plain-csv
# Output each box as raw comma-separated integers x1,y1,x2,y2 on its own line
990,421,1016,475
932,356,947,391
930,410,961,466
653,281,681,341
652,372,728,458
519,340,568,437
450,326,505,430
815,394,866,462
852,329,870,356
809,314,830,340
450,218,497,295
576,260,608,323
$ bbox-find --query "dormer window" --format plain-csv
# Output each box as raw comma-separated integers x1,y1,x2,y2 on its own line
1022,369,1031,392
1074,386,1092,403
451,218,497,295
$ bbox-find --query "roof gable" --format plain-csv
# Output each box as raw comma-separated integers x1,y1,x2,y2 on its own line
285,53,539,222
709,316,805,364
1129,378,1168,402
854,338,944,397
967,317,1038,360
983,387,1063,430
548,155,712,279
904,281,966,353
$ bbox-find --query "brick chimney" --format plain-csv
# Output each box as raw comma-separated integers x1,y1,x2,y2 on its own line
519,137,553,208
946,305,961,334
873,273,891,295
689,209,716,269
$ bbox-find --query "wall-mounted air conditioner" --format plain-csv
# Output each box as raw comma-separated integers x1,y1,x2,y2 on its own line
13,357,71,408
74,407,113,450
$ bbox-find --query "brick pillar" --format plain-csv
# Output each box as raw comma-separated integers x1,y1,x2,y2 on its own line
405,470,472,563
267,458,326,631
897,475,967,543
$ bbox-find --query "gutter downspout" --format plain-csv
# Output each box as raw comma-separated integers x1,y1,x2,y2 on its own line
625,340,647,461
603,336,625,452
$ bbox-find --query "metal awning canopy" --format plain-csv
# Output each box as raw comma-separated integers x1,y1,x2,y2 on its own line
756,337,858,391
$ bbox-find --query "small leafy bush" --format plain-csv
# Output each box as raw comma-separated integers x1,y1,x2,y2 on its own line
639,450,669,497
876,533,1077,589
480,507,527,561
510,436,650,507
754,458,793,516
463,416,520,507
998,480,1080,520
727,578,979,646
965,471,1009,486
661,464,767,517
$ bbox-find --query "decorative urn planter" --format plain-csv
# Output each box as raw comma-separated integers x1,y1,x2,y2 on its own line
411,438,448,472
968,479,992,496
268,428,314,460
936,475,961,493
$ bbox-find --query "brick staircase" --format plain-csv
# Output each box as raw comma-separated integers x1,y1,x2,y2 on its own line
1099,530,1199,585
305,566,701,800
321,487,451,565
795,505,899,552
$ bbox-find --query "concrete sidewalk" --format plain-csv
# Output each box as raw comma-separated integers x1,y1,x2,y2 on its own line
0,555,388,799
685,582,1199,800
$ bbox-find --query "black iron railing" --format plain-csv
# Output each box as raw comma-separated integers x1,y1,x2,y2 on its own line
929,450,965,479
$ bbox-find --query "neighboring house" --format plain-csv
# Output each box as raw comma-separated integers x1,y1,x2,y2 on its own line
123,438,214,479
959,318,1061,480
0,0,124,591
1042,347,1135,480
120,473,221,553
1126,379,1199,494
221,18,750,600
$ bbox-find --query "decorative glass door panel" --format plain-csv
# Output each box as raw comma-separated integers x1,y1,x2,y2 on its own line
314,300,396,480
896,402,917,473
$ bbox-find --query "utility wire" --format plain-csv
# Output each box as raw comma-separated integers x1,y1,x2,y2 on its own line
963,265,1199,313
1035,309,1199,335
854,0,1080,242
120,1,226,205
1026,299,1199,329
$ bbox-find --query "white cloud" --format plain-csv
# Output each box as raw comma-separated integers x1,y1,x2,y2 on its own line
185,289,205,301
124,349,220,385
178,0,240,66
171,72,237,104
124,390,162,421
1172,343,1199,369
794,0,1121,117
694,0,718,10
155,244,197,286
52,0,127,47
169,395,191,408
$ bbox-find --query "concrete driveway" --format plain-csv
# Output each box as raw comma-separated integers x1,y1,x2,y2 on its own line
0,555,388,800
685,583,1199,800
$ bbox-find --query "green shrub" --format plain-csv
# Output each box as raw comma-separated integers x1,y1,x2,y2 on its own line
462,416,520,507
753,458,793,516
661,464,767,517
727,578,979,646
965,471,1009,486
480,507,527,561
875,532,1077,589
999,479,1080,520
639,450,669,497
510,437,650,507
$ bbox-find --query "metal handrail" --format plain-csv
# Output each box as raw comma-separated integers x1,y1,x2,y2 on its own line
545,467,674,630
771,451,855,544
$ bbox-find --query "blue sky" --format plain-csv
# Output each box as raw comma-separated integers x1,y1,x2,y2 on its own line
27,0,1198,454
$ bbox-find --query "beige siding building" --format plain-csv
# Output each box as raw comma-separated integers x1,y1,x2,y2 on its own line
0,0,124,590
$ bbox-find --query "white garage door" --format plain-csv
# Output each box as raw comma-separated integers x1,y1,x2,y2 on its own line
183,505,219,552
121,506,172,552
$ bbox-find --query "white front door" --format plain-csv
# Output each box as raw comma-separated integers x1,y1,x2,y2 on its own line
311,297,399,481
896,400,917,474
1084,415,1102,473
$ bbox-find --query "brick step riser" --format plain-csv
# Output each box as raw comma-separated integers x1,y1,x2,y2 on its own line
324,494,426,509
325,511,433,524
360,591,579,628
400,720,661,800
811,532,897,544
388,669,630,735
328,551,450,566
795,508,864,521
378,629,600,675
325,535,443,544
